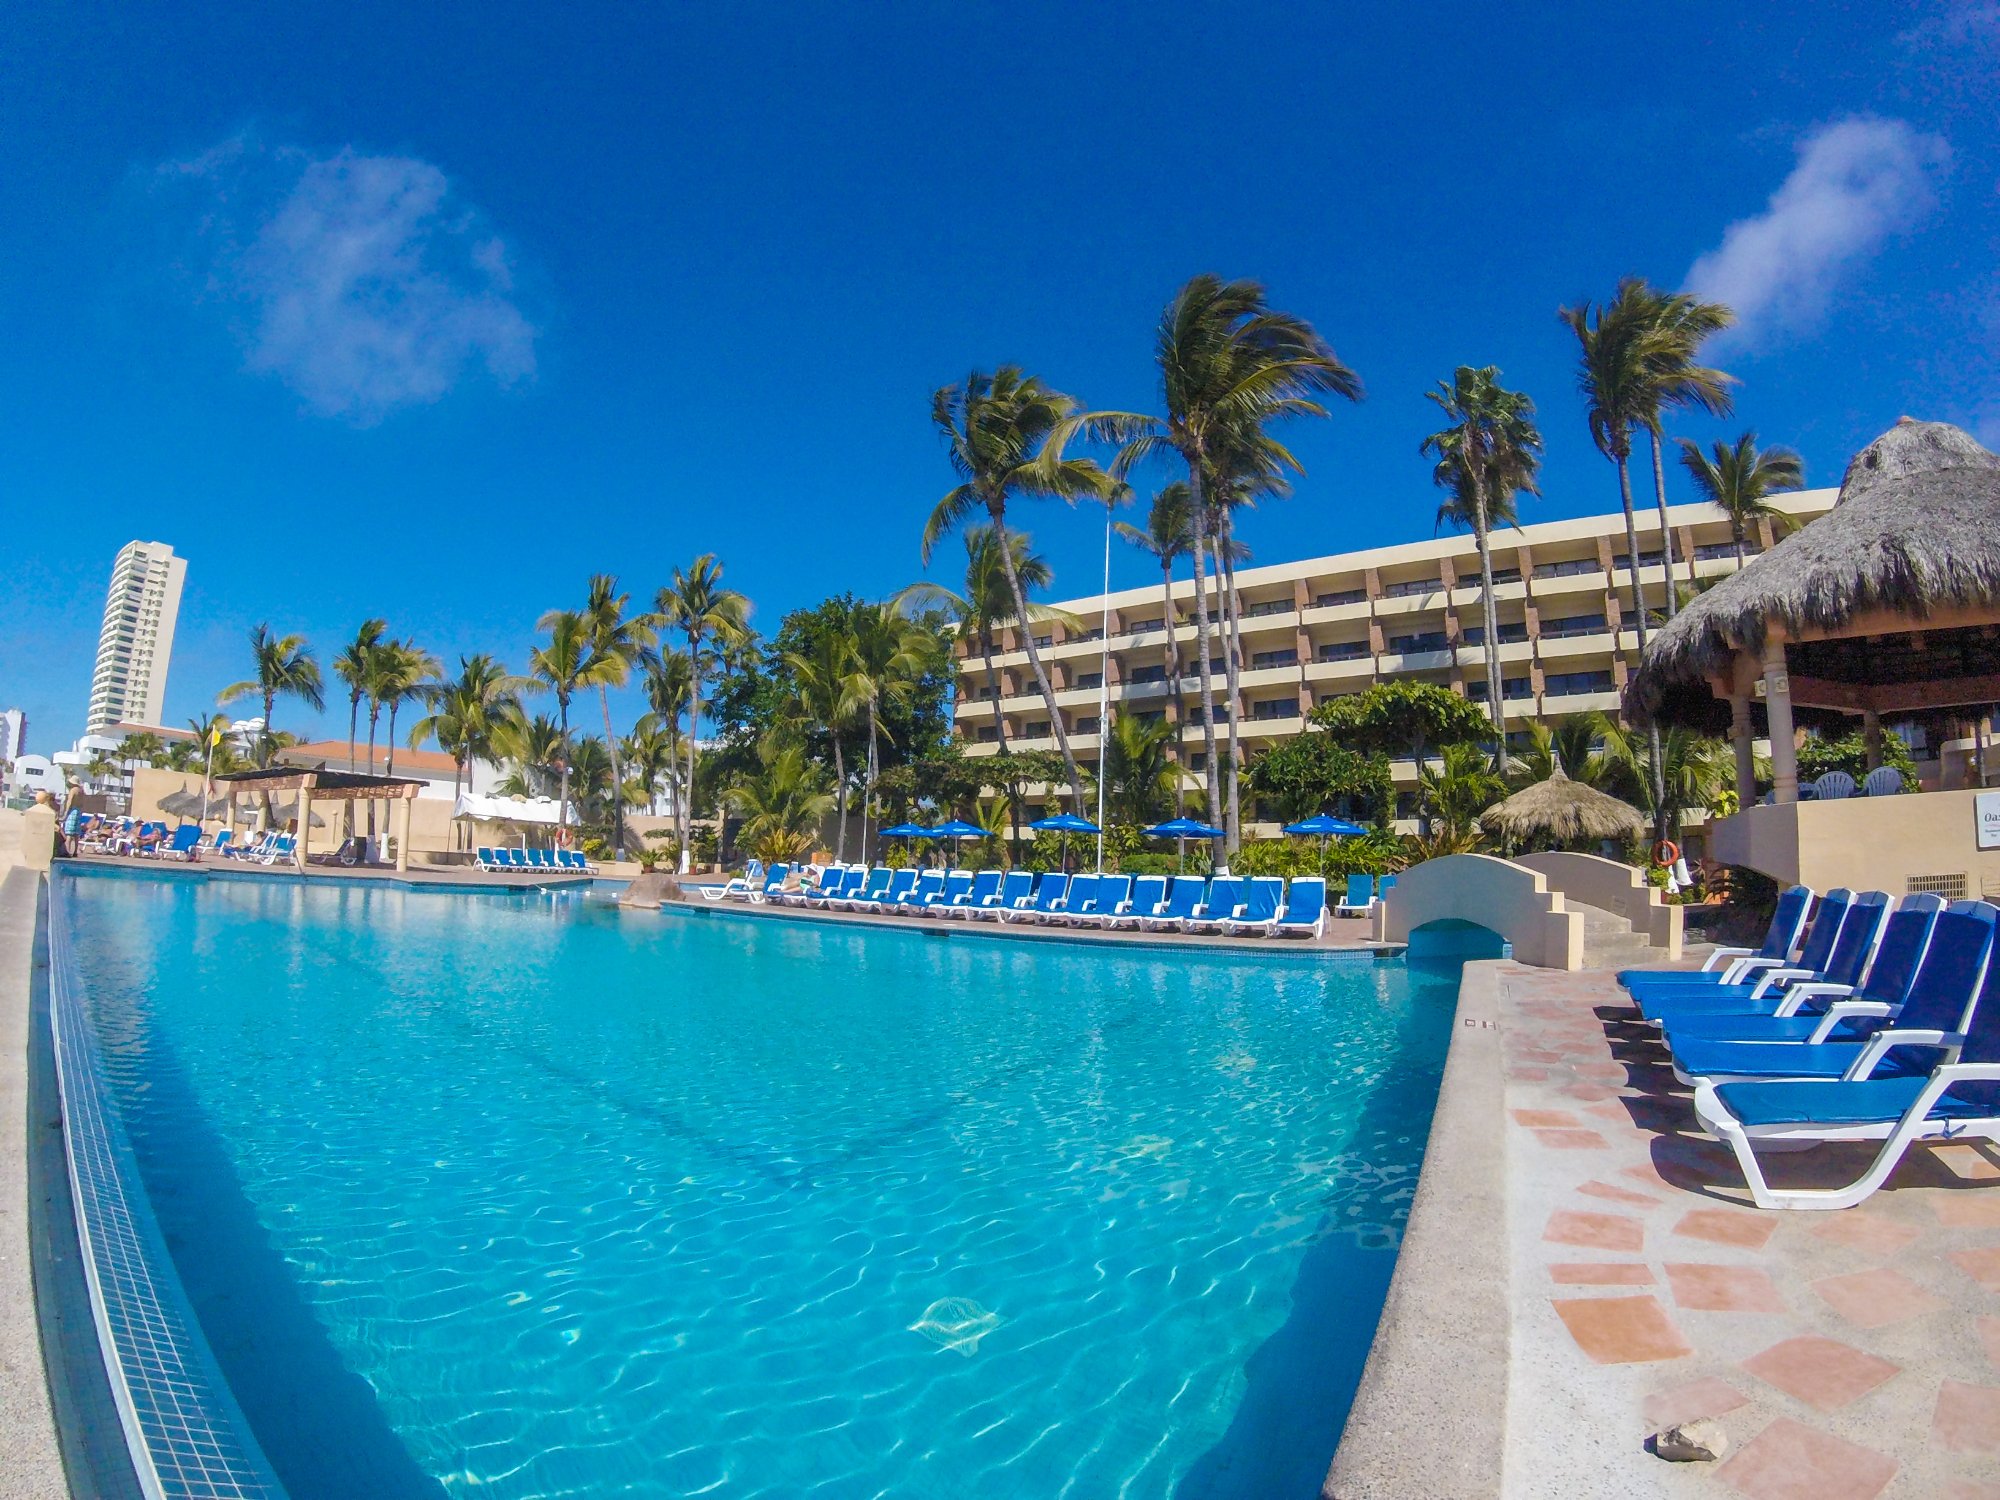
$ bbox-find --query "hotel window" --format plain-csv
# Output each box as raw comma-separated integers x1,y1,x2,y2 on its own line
1317,640,1370,662
1545,670,1615,697
1534,557,1602,580
1613,551,1666,573
1250,697,1301,721
1031,634,1052,650
1026,720,1051,737
1387,630,1450,654
1189,753,1208,772
1127,664,1167,684
1694,541,1750,562
1242,598,1294,619
1250,648,1299,669
1460,623,1528,647
1484,566,1523,586
1128,618,1163,636
1077,628,1105,642
1134,709,1164,726
1382,577,1439,599
1313,587,1366,608
1075,715,1101,734
1074,672,1103,690
1466,677,1533,702
976,728,998,743
1540,613,1607,640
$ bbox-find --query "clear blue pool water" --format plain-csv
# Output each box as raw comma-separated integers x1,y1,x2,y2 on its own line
60,871,1461,1499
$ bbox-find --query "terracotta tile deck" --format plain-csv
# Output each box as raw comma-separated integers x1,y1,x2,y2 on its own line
1495,960,2000,1497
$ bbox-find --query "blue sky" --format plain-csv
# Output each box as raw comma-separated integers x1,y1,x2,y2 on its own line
3,2,1996,752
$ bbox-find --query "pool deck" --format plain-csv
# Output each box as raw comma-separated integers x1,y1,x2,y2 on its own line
1334,957,2000,1499
58,849,593,890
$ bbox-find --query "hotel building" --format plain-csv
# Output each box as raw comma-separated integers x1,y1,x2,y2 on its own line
951,491,1836,829
84,540,187,734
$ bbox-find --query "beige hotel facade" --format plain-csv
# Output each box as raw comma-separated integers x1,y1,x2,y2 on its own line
951,490,1837,830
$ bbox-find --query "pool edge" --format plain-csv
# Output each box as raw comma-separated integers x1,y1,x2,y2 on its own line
1322,957,1509,1500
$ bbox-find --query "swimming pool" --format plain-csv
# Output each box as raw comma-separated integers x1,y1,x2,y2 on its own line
58,870,1460,1499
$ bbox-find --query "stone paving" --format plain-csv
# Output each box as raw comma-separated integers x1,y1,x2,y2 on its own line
1498,960,2000,1499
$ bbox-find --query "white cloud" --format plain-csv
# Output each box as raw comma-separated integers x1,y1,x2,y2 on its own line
1685,116,1950,348
162,136,536,423
1896,2,2000,48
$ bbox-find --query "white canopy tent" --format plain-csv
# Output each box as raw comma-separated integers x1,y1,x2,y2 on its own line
453,792,569,848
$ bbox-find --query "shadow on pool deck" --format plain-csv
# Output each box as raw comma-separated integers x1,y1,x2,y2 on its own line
102,1009,447,1500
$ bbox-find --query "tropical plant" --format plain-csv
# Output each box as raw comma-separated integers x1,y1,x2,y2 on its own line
1633,286,1737,607
219,624,323,767
725,734,837,864
1677,432,1805,565
1099,710,1178,827
528,610,590,829
1416,742,1506,843
844,602,937,862
1313,682,1490,837
656,555,752,865
1113,274,1362,852
924,366,1123,814
1421,366,1543,764
1796,728,1917,792
781,617,860,862
622,715,684,816
114,731,166,769
374,640,441,777
333,619,387,773
1597,719,1732,846
1508,714,1617,790
490,708,565,799
1243,729,1395,826
577,575,657,856
409,654,527,804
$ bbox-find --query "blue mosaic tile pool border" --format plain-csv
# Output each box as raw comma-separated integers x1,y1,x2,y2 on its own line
44,878,289,1500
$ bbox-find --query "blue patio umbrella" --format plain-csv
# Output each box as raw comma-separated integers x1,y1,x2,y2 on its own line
930,819,988,839
1029,812,1100,871
879,823,934,838
1282,814,1369,838
1145,814,1224,874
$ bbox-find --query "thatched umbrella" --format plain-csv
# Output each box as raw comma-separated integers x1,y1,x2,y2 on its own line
1626,419,2000,725
1480,768,1645,845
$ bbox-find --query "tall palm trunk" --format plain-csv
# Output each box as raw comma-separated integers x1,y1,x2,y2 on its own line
365,702,381,835
1159,556,1183,815
683,640,704,870
1615,448,1671,840
980,632,1024,854
346,698,360,773
1184,470,1224,839
599,685,625,857
556,696,573,835
987,500,1086,813
863,703,881,865
386,700,401,775
1471,471,1506,770
1732,521,1748,568
832,738,847,864
1649,430,1681,616
1218,508,1247,854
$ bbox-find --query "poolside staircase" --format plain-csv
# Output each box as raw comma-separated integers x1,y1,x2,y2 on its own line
1571,899,1675,969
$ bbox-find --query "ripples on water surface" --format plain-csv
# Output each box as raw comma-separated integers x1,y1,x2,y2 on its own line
64,873,1460,1499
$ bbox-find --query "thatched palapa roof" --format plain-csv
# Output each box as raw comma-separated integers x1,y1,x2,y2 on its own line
1479,768,1645,844
1625,419,2000,724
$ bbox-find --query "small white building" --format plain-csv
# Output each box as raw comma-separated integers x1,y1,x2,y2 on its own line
6,753,68,804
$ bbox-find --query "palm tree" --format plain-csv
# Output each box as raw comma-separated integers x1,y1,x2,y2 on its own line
219,624,324,767
491,708,565,800
528,611,590,831
1598,718,1732,847
1509,714,1618,790
1116,482,1195,805
724,734,837,865
843,603,936,863
114,730,166,768
622,716,682,819
1678,432,1805,565
333,620,387,773
1101,710,1178,828
924,367,1123,815
1634,286,1736,611
375,641,440,777
656,556,751,868
1114,275,1362,853
1416,742,1506,844
783,621,862,863
576,576,658,856
408,654,527,808
1421,366,1543,768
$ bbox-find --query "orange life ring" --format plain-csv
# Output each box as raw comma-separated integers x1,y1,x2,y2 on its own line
1652,839,1680,868
554,827,572,849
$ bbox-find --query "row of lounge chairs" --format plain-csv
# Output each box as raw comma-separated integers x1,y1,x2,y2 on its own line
1620,883,2000,1210
474,847,598,874
77,819,290,863
762,866,1331,938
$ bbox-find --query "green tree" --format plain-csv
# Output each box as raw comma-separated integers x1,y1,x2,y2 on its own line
1634,286,1737,608
1677,432,1805,566
1597,718,1732,846
1312,682,1489,836
490,708,565,800
375,640,441,777
1243,730,1394,826
528,611,590,830
1508,714,1618,791
409,654,527,805
844,603,938,862
924,366,1122,814
725,734,837,864
1100,710,1178,827
333,619,387,773
1416,742,1506,843
657,554,752,864
219,624,323,767
115,730,166,769
1114,274,1362,852
1421,365,1543,764
580,574,658,854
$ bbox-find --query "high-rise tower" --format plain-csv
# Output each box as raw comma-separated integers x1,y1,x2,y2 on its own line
85,541,186,732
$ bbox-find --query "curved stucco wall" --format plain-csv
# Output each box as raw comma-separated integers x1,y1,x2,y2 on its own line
1377,853,1584,970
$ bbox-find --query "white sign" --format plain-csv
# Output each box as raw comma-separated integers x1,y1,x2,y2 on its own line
1978,792,2000,852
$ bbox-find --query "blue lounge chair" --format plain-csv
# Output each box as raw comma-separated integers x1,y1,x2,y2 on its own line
1273,876,1329,939
971,869,1035,920
560,850,596,873
1141,876,1208,932
835,867,893,910
1334,872,1375,917
1002,872,1069,923
899,870,948,914
942,869,1003,917
529,849,558,871
1637,890,1881,1025
1184,877,1247,934
1221,877,1287,936
1621,884,1815,994
815,866,869,907
1072,875,1130,926
259,833,297,865
859,869,919,910
920,870,975,916
474,846,497,870
748,863,790,902
1048,874,1101,923
158,824,202,861
1104,875,1170,928
208,829,236,858
1693,900,2000,1209
1671,900,1991,1086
